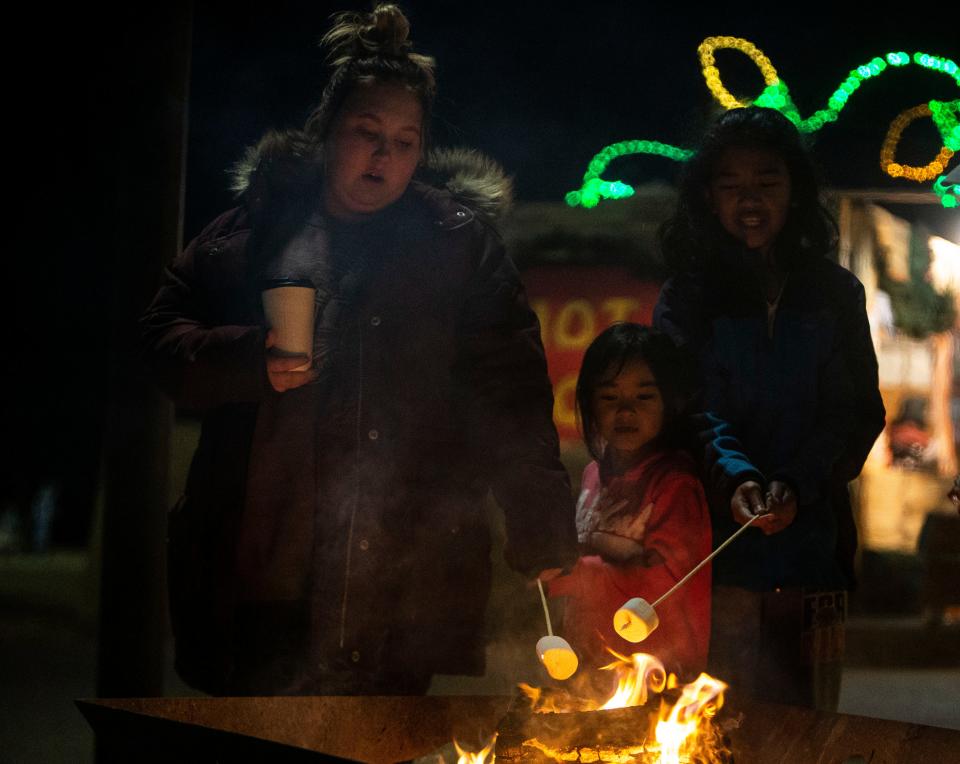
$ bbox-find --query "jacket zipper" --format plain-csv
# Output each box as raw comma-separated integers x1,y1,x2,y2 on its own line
339,322,362,649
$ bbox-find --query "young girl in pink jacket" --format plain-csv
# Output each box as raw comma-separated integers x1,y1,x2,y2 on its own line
549,323,712,682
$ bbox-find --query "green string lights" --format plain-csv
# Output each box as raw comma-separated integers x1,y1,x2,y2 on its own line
756,51,958,140
934,175,959,209
567,38,960,209
565,141,693,209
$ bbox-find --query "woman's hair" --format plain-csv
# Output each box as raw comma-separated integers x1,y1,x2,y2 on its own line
304,4,436,147
576,323,693,460
659,106,838,274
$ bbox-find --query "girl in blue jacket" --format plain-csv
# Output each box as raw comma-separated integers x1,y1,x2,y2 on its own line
654,107,885,710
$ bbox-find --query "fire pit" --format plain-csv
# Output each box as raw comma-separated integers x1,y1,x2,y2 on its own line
78,691,959,763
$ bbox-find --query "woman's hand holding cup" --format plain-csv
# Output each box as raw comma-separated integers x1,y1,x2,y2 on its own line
265,329,318,392
261,280,318,392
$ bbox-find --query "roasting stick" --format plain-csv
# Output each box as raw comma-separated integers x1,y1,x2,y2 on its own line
535,577,579,680
616,512,763,643
536,578,554,636
655,511,761,608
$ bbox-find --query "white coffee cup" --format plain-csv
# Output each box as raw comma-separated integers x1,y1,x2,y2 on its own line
261,281,316,372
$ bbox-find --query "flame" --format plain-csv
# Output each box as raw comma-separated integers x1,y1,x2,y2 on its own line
517,655,729,764
598,650,667,710
518,682,542,708
454,735,497,764
653,672,727,764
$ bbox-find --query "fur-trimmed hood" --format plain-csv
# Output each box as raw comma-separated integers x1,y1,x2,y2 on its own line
230,128,513,223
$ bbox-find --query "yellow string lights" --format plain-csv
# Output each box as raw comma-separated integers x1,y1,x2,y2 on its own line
698,36,781,110
880,103,955,182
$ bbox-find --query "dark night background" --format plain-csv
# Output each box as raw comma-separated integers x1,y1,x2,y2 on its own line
1,8,958,759
7,3,958,546
182,2,959,239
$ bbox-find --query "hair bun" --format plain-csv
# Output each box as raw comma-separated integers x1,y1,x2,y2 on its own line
369,4,411,55
323,4,413,67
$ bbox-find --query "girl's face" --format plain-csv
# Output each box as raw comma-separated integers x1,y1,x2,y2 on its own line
707,146,792,256
593,359,664,469
324,81,423,221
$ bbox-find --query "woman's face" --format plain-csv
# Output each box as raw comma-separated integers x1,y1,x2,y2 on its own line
707,146,792,255
323,81,423,220
593,360,664,469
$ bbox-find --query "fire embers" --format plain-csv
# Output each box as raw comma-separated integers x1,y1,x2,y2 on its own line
499,652,730,764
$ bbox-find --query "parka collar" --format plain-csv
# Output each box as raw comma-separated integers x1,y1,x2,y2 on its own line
231,129,512,229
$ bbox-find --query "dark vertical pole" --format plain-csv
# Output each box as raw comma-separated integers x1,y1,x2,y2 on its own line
95,2,193,707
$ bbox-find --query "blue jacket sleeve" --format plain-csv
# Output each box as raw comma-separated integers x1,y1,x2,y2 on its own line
695,412,766,502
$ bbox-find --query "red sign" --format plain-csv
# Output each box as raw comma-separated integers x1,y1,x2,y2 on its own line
523,266,663,443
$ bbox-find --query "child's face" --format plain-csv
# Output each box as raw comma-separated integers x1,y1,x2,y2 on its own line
593,360,664,468
707,146,792,256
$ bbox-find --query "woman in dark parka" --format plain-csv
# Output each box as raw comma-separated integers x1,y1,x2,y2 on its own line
140,4,577,696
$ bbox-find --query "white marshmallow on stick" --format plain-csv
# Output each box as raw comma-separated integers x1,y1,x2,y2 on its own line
615,512,763,642
535,578,578,680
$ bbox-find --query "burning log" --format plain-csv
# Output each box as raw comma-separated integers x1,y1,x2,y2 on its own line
495,694,730,764
496,655,731,764
497,702,662,762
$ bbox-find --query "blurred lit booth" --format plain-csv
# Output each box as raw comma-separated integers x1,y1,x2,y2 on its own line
836,192,960,622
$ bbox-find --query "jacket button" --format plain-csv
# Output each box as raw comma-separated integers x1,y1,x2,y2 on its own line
368,429,379,441
359,539,369,551
456,210,466,217
351,650,361,663
370,316,381,327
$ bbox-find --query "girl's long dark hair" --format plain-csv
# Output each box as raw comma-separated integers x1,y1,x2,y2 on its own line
576,323,693,461
659,106,838,274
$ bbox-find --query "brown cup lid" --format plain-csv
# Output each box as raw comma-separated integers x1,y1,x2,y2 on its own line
261,277,315,291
